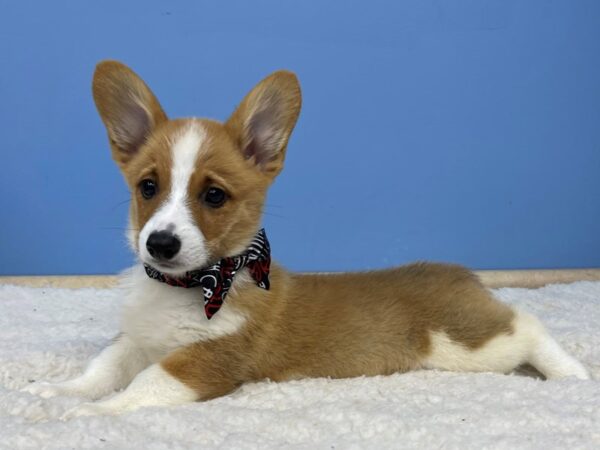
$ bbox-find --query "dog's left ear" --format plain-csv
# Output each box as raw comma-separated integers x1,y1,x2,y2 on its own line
92,60,167,169
226,71,301,177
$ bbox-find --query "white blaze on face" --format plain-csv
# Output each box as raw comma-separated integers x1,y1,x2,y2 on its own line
138,123,209,274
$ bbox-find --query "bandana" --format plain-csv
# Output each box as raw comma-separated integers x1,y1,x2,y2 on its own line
144,228,271,319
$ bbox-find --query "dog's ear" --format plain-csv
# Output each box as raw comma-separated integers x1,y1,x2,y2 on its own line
92,61,167,167
226,71,301,177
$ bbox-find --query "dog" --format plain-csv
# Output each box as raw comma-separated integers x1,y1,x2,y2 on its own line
24,61,590,418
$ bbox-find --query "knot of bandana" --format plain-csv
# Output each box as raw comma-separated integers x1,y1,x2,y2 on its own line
144,228,271,319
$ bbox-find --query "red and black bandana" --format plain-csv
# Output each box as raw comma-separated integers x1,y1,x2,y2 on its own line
144,228,271,319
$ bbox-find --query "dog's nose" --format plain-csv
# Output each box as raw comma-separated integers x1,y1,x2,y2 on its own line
146,231,181,260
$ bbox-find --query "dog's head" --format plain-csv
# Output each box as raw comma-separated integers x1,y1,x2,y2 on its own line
93,61,301,275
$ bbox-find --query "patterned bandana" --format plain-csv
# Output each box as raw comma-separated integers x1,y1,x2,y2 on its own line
144,228,271,319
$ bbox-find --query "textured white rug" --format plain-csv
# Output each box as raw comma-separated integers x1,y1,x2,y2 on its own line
0,281,599,449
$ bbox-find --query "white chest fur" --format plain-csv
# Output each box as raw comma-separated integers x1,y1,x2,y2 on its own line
119,265,248,362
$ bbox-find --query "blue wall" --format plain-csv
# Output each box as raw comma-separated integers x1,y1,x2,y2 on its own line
1,1,599,275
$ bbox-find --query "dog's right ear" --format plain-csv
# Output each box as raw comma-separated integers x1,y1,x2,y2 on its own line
92,61,167,167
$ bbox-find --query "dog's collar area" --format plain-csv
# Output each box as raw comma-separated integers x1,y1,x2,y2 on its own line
144,228,271,319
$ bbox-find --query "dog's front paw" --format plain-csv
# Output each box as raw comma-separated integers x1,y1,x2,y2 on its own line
21,381,72,399
60,402,113,420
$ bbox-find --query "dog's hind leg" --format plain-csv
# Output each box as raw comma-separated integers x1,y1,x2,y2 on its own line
423,309,589,380
518,311,590,380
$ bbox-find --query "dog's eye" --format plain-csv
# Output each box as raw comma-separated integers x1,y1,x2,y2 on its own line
139,179,157,199
204,187,227,208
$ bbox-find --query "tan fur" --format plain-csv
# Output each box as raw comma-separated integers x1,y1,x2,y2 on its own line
93,61,518,401
162,263,514,397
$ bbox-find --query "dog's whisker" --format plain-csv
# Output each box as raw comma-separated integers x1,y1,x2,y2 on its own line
99,226,140,232
242,208,287,219
260,212,286,219
108,198,131,212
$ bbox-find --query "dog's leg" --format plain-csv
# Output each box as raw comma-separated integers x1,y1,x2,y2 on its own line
61,342,239,418
522,312,590,380
22,333,149,400
423,310,590,380
60,363,198,419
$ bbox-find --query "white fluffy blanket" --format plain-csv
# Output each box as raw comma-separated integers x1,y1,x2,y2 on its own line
0,282,598,449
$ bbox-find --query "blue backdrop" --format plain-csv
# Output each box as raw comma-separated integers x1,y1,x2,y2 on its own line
1,0,599,275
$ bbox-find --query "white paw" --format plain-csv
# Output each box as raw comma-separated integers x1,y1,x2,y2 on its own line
551,359,591,380
60,402,112,420
572,362,591,380
565,368,591,380
21,381,71,399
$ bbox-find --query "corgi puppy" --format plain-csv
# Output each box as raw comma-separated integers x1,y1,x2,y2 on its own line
24,61,589,418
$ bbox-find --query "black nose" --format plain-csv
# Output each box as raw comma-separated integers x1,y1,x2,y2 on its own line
146,231,181,260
